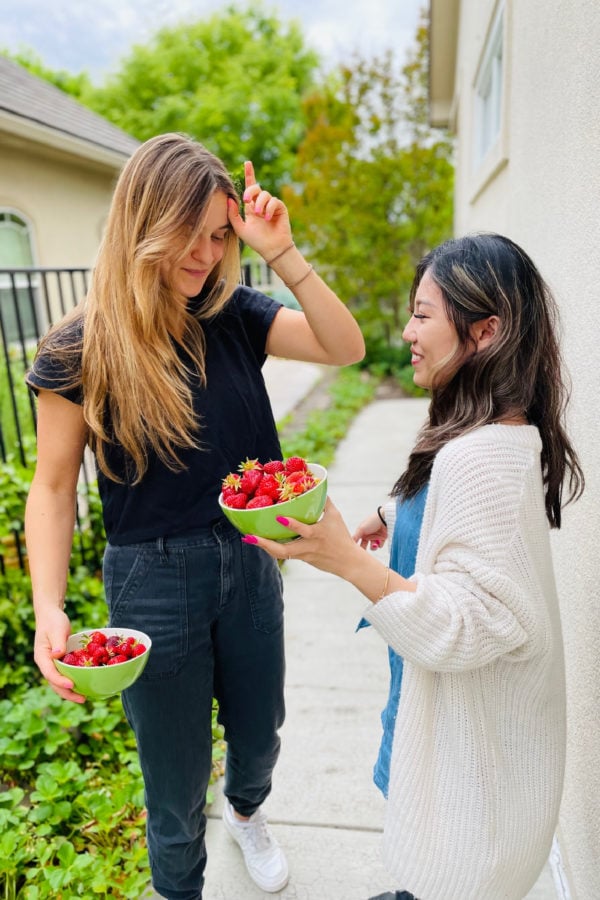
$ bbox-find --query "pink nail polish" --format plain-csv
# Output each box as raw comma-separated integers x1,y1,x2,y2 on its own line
242,534,258,544
276,516,289,526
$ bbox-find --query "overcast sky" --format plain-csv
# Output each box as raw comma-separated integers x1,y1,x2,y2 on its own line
0,0,425,82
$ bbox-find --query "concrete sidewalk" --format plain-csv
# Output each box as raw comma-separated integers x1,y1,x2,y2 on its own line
151,360,557,899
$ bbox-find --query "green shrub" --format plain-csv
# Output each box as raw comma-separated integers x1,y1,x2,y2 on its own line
0,348,37,463
279,365,379,465
356,339,427,397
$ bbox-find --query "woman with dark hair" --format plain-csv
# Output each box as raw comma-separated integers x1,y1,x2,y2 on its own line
244,234,584,900
24,132,365,900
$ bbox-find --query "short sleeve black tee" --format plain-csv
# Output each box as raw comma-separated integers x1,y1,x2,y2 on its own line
27,286,284,544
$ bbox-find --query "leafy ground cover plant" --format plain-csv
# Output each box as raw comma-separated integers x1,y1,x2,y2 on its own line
278,366,378,465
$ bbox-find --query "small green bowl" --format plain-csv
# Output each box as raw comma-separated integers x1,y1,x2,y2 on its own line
54,627,152,700
219,462,327,542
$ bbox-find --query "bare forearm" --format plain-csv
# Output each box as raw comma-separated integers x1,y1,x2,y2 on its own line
342,544,417,604
25,482,77,613
270,246,365,364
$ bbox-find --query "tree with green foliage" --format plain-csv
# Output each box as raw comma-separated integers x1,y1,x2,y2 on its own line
89,4,318,191
283,11,454,361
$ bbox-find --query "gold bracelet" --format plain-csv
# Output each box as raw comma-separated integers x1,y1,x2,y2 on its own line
378,566,390,602
284,264,314,289
266,242,295,266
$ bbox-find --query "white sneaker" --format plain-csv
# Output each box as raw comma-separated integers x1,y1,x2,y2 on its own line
223,798,289,892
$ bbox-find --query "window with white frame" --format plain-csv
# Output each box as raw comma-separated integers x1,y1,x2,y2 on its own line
474,5,504,167
0,210,35,268
0,209,39,342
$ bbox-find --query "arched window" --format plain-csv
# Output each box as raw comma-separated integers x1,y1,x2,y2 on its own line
0,210,35,268
0,209,39,342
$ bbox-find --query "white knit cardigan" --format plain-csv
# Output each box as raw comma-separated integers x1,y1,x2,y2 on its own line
365,424,565,900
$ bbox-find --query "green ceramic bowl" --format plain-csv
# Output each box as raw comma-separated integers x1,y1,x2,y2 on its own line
54,627,152,700
219,462,327,542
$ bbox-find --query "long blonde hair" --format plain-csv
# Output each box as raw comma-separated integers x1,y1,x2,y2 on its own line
42,134,242,483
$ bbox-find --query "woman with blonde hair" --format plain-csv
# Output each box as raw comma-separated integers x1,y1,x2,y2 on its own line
25,132,365,900
244,233,584,899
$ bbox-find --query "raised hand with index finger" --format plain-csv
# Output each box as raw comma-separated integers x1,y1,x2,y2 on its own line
227,160,294,261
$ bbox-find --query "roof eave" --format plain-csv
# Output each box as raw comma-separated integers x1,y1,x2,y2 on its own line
0,109,133,172
429,0,460,128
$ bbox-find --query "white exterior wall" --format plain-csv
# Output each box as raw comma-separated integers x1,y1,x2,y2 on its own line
450,2,600,897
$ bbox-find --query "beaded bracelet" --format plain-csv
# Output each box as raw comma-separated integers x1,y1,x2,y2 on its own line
376,505,387,526
284,264,314,289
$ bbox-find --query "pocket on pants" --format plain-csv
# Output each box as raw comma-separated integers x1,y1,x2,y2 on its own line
241,546,284,634
103,542,188,679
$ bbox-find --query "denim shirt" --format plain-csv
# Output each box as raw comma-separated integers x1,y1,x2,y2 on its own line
369,486,429,797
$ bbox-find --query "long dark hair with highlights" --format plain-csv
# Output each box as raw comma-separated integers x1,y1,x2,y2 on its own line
392,233,584,527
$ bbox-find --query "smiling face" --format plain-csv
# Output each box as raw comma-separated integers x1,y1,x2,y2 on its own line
402,269,461,390
163,190,231,299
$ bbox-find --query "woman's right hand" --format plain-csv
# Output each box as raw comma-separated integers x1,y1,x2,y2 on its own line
352,510,388,551
34,606,86,703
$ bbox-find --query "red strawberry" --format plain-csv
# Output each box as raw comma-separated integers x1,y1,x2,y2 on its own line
240,469,263,496
131,643,147,657
255,474,281,500
88,630,108,646
107,654,129,665
79,653,96,667
90,646,110,665
263,459,285,475
62,651,82,666
285,470,307,484
278,482,298,502
284,456,308,474
246,495,274,509
224,492,249,509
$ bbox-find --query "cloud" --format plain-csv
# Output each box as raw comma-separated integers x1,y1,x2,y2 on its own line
0,0,423,79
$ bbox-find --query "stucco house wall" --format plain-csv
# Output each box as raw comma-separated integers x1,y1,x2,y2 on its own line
0,56,139,324
1,138,118,269
430,1,600,897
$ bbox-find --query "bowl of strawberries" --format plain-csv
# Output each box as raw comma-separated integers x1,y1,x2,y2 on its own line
218,456,327,541
54,627,151,700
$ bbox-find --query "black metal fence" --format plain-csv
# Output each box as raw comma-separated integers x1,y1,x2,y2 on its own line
0,267,91,575
0,267,90,463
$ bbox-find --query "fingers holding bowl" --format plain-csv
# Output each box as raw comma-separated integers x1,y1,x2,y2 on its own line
241,515,312,561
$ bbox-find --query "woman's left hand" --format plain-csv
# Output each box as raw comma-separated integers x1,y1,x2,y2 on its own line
227,160,293,260
242,497,364,577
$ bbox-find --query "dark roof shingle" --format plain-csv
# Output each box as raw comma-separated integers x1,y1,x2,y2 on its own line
0,55,140,157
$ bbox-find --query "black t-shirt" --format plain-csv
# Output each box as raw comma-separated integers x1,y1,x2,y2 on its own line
28,286,284,544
